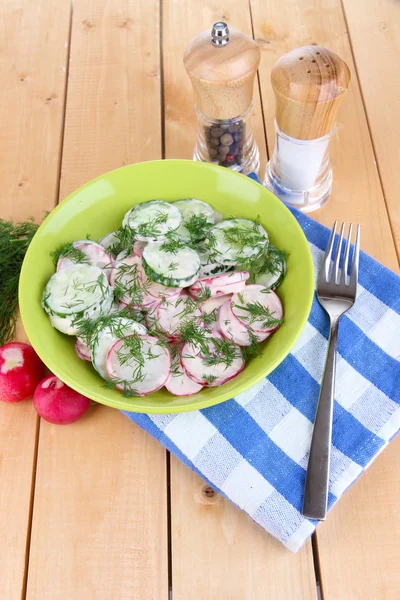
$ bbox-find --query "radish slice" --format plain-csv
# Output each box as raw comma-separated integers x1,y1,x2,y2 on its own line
146,280,182,300
201,295,232,315
57,241,114,278
157,295,202,340
231,285,283,333
189,271,249,300
133,240,147,257
110,254,155,308
75,338,91,361
181,331,244,387
145,299,162,329
218,301,270,347
165,362,203,396
106,334,170,396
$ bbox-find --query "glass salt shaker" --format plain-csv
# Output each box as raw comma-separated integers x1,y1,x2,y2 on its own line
263,46,351,212
184,22,261,175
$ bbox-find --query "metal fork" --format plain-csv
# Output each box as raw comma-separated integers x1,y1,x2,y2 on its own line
302,222,360,520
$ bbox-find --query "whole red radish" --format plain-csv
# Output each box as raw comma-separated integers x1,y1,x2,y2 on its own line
0,342,46,403
34,375,90,424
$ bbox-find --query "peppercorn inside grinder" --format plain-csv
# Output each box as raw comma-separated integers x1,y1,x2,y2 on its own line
263,46,351,212
183,22,261,174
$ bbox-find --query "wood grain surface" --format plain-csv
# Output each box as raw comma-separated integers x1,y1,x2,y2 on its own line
250,0,400,597
0,0,399,598
0,1,71,598
164,1,317,599
25,1,168,598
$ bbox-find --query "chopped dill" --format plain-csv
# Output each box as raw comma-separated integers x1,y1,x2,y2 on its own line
202,309,218,326
133,210,169,239
50,241,89,267
232,299,283,330
202,337,238,369
160,236,186,254
185,214,212,243
203,374,218,385
194,286,211,303
241,331,263,362
107,227,135,256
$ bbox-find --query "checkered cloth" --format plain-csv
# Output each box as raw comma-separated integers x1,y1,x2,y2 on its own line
123,201,400,552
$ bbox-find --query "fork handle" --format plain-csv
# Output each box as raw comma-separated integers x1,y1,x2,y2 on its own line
302,318,339,520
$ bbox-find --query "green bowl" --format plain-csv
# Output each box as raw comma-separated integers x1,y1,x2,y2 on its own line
19,160,314,413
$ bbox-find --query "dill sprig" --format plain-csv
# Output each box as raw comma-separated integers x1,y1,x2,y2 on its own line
133,210,169,239
179,321,211,356
50,241,89,267
179,322,238,369
203,374,218,385
202,337,238,369
241,331,263,362
74,307,135,346
245,244,287,281
103,377,140,398
160,236,187,254
185,214,212,243
113,261,151,306
232,296,283,330
169,344,182,377
202,309,218,326
0,217,40,345
108,227,135,256
194,286,211,303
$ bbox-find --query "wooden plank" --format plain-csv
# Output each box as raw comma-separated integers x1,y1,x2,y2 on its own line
0,2,70,599
26,1,168,598
163,2,317,598
316,435,400,600
250,0,400,597
341,0,400,255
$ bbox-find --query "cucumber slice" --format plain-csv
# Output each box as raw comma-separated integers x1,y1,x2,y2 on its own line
42,265,112,317
254,261,285,290
142,242,200,288
199,263,231,278
173,199,215,241
253,245,286,290
123,200,182,242
99,227,135,257
91,316,147,379
206,218,269,265
47,290,113,336
99,231,120,252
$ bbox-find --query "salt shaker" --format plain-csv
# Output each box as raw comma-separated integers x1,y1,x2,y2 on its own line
184,22,261,174
263,46,351,212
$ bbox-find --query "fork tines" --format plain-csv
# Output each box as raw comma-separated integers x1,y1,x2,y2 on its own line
321,222,360,290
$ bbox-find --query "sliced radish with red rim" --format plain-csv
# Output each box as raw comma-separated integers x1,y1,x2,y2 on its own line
189,271,249,300
218,301,270,346
181,331,244,387
157,294,202,340
106,334,170,396
231,285,283,333
57,241,114,279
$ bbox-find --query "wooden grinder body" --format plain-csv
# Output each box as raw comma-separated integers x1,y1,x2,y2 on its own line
271,46,351,140
183,26,261,120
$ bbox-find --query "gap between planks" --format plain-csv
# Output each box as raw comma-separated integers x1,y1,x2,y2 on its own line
159,0,174,596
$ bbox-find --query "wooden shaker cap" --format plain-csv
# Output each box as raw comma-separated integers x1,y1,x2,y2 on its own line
272,46,351,140
183,24,261,120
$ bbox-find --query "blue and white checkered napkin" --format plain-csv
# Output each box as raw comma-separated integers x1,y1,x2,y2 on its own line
124,206,400,552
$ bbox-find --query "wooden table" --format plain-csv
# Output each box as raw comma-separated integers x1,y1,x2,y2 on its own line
1,1,399,598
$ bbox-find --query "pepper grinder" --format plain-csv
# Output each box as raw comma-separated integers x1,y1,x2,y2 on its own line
263,46,351,212
184,22,261,174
